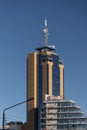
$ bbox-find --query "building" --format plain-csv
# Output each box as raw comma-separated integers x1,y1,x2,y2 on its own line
5,122,23,130
25,20,87,130
26,20,64,130
41,95,87,130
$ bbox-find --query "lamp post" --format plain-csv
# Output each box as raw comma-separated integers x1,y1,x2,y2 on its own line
2,97,34,130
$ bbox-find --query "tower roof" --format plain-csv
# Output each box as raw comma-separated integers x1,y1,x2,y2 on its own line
35,45,55,52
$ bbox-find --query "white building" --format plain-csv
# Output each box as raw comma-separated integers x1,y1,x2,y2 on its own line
41,95,87,130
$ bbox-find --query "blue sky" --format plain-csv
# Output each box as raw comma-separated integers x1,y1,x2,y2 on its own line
0,0,87,128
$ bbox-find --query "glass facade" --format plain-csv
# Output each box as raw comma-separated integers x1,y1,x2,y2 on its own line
37,52,63,130
38,53,61,96
38,54,43,130
51,54,60,96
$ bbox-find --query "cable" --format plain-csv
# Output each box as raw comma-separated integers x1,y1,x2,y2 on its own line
6,114,26,120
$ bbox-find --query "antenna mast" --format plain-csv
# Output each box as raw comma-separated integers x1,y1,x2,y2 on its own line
43,19,49,47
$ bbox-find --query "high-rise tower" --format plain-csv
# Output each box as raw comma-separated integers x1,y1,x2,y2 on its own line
27,20,64,130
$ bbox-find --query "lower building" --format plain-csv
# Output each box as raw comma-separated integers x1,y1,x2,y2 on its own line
41,95,87,130
5,122,23,130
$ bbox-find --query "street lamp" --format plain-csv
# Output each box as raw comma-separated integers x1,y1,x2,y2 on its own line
2,97,34,130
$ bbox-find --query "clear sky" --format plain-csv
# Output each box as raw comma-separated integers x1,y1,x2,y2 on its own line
0,0,87,128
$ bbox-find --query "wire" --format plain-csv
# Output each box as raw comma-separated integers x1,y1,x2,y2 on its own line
6,114,26,120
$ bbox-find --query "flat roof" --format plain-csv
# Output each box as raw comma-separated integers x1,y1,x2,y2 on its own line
35,46,55,51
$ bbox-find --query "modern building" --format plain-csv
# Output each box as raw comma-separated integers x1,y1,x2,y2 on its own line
25,20,87,130
41,95,87,130
26,20,64,130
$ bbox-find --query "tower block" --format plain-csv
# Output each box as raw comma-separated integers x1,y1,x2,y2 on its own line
26,20,64,130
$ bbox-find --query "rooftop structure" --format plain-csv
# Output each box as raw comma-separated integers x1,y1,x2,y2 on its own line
5,121,23,130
